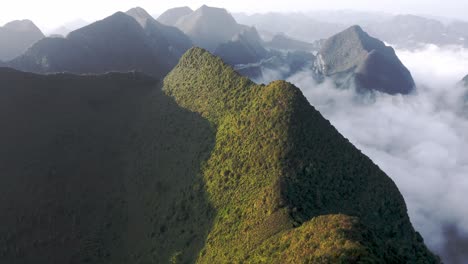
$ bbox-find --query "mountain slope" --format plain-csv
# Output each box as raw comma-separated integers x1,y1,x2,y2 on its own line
266,34,318,52
126,7,193,58
315,25,415,94
0,20,44,61
214,27,268,65
0,47,438,263
157,6,193,26
174,5,244,51
0,67,215,264
164,47,438,262
9,10,191,78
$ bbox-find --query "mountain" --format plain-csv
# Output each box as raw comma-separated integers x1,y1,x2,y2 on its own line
0,47,439,263
234,12,347,43
214,26,268,65
49,19,89,37
447,20,468,44
0,20,44,61
164,47,438,262
157,6,193,26
365,15,466,48
9,9,191,78
306,10,391,26
462,74,468,87
0,67,215,264
126,7,193,58
235,50,316,81
266,33,319,52
314,25,415,94
174,5,244,51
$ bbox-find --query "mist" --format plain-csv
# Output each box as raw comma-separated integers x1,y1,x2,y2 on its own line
2,0,468,32
256,44,468,262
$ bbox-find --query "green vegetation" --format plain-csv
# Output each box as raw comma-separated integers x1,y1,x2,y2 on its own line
0,47,438,263
164,47,439,263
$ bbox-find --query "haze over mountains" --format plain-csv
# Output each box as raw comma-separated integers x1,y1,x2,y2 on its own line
213,26,268,65
0,20,44,61
7,8,192,78
48,19,89,37
235,11,468,49
0,3,467,263
167,5,246,52
0,47,439,263
157,6,193,26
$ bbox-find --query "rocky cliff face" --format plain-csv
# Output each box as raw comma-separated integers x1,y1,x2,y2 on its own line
314,25,415,94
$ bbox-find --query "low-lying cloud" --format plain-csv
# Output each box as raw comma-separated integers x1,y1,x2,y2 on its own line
257,44,468,263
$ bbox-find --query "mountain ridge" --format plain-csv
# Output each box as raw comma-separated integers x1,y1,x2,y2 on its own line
0,19,44,61
164,47,438,262
214,26,268,65
157,6,193,26
174,5,244,51
8,9,191,78
314,25,415,94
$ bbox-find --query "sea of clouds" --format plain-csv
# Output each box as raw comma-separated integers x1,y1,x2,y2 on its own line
257,44,468,263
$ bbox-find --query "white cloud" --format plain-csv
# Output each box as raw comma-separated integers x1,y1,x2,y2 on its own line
259,44,468,260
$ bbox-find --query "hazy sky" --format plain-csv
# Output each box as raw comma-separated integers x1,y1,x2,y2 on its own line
1,0,467,31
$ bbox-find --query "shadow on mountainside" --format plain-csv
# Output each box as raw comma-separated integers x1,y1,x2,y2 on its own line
0,68,216,264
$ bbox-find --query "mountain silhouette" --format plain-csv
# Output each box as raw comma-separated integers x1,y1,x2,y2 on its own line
8,9,191,78
174,5,245,51
157,6,194,26
266,33,318,52
0,20,44,61
214,26,268,65
126,7,193,58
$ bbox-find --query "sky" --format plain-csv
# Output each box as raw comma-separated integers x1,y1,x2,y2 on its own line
1,0,468,32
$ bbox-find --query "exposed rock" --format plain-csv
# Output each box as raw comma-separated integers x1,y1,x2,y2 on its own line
315,25,415,94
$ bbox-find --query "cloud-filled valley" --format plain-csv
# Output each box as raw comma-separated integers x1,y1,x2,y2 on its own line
1,3,467,262
255,44,468,261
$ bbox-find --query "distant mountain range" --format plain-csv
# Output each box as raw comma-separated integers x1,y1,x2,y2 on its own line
48,19,89,37
7,8,192,78
0,20,44,61
265,33,321,52
314,25,415,94
234,12,347,43
365,15,468,49
235,11,468,49
214,26,268,65
0,47,439,263
2,6,418,96
160,5,246,51
157,6,193,26
233,25,414,95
